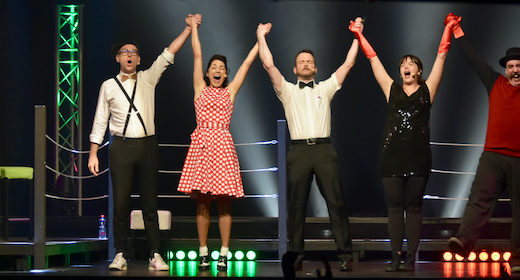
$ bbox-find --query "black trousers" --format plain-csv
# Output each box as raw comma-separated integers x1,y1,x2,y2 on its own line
456,151,520,266
109,135,161,254
286,142,352,261
382,176,428,257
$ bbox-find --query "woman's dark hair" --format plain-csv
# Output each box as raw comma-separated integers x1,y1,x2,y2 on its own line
204,54,229,87
399,54,423,83
111,40,141,57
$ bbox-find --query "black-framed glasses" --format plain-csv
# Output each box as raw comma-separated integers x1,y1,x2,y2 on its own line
119,49,138,55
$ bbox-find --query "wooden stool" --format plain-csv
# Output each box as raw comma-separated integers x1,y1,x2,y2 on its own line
0,166,34,240
130,210,172,231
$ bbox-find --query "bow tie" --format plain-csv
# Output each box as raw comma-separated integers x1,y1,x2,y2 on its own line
121,73,137,82
298,81,314,89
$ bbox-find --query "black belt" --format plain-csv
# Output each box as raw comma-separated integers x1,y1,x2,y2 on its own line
291,137,331,145
112,135,156,141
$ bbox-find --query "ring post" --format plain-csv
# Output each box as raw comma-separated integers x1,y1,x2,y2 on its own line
34,106,47,269
277,120,288,260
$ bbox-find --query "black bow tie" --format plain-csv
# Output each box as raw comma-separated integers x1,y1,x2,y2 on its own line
298,81,314,89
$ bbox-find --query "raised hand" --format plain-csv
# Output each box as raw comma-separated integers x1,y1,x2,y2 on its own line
256,23,272,38
349,17,364,34
444,12,461,26
193,13,202,26
349,16,376,59
186,13,202,29
444,12,464,39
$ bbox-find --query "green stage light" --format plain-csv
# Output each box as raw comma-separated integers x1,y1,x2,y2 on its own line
211,250,220,260
187,261,197,276
176,250,186,260
246,250,256,260
235,251,245,260
168,251,174,260
187,250,197,260
235,261,244,277
175,261,185,276
227,251,233,260
247,261,256,277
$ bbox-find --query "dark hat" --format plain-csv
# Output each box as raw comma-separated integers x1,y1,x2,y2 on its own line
499,47,520,67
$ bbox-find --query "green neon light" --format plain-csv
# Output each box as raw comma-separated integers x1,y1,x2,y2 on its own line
56,4,80,174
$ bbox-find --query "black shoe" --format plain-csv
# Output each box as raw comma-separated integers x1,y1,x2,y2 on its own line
398,256,415,272
294,254,304,271
217,256,227,271
385,253,401,272
199,255,210,270
339,259,353,272
448,237,468,258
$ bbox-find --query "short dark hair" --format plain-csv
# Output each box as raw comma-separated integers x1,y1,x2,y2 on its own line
111,40,141,57
204,54,229,87
399,54,424,83
294,49,316,66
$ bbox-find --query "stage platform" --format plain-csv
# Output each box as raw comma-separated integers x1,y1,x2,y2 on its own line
0,216,515,278
0,260,518,279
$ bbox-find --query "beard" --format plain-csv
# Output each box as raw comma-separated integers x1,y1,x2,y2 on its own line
296,69,316,80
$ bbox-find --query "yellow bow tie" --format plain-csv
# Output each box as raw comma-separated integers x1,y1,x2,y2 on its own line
121,73,137,82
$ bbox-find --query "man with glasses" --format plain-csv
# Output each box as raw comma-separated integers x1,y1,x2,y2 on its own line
88,14,199,270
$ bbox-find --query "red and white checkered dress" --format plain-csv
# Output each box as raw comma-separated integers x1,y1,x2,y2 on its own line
177,87,244,198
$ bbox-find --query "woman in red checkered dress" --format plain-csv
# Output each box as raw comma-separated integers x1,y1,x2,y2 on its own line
177,14,259,271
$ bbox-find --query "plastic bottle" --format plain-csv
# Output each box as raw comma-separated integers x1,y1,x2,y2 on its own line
99,214,107,239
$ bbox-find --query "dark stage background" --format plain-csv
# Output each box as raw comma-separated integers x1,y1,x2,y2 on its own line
1,0,519,220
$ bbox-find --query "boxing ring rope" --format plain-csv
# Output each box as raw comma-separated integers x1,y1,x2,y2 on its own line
423,195,511,202
32,105,498,267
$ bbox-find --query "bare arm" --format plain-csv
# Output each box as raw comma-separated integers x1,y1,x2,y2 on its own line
335,18,363,85
425,52,447,103
189,14,206,101
166,22,192,55
335,38,359,86
256,23,283,91
88,143,100,176
369,56,394,101
228,43,259,103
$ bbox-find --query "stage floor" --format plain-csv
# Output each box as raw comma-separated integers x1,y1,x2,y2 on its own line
0,260,518,279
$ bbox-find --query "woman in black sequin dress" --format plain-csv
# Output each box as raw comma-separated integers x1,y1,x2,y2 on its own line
350,16,457,271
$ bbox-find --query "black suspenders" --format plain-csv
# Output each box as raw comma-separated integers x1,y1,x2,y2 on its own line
113,77,148,137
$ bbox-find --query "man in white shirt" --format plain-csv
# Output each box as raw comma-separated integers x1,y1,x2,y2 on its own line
88,15,199,271
256,19,362,272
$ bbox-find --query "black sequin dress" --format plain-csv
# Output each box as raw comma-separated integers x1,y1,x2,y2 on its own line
381,82,431,177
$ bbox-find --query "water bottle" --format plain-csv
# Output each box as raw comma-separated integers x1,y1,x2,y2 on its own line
98,214,107,239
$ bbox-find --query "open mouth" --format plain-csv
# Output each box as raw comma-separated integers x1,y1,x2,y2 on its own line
512,73,520,79
404,71,411,78
213,75,222,82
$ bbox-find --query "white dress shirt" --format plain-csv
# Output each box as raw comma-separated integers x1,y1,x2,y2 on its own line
275,73,341,140
89,48,175,144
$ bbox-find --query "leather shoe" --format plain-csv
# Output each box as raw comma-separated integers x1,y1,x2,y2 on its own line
448,237,468,258
293,254,304,271
339,260,353,272
294,261,303,271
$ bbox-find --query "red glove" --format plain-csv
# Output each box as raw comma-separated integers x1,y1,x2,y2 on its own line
349,21,376,59
444,13,464,39
438,23,453,54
